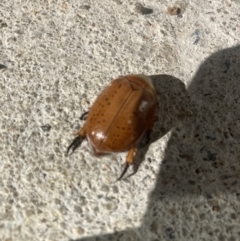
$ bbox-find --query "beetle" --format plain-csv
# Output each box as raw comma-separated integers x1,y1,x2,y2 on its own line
67,74,157,180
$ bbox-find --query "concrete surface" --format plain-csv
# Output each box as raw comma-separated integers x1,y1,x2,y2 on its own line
1,0,240,240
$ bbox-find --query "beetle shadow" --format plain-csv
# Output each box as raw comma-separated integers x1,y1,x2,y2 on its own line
72,45,240,240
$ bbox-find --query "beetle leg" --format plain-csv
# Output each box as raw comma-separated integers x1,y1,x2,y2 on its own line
80,111,89,121
116,163,130,182
139,129,152,148
67,126,87,156
116,146,136,181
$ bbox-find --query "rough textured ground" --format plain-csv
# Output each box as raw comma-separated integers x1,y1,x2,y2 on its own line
1,0,240,241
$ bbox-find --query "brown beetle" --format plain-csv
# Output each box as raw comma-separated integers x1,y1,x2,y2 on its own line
67,74,157,180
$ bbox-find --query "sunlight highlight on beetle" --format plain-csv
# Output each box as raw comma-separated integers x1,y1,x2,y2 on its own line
139,100,148,112
91,131,105,140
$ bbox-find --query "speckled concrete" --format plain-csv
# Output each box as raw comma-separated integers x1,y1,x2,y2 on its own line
1,1,240,241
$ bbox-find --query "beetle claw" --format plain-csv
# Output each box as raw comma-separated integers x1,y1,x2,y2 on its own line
116,163,130,181
67,136,84,156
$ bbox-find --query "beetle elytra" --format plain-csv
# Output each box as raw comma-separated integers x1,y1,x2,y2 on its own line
67,74,157,180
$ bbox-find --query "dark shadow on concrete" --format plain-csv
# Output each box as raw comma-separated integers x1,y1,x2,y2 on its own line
73,45,240,241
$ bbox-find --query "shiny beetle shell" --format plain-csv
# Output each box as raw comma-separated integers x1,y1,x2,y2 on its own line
86,75,157,152
67,74,157,180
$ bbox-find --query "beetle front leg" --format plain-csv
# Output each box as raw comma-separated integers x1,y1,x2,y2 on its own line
116,146,136,181
67,126,87,156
